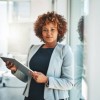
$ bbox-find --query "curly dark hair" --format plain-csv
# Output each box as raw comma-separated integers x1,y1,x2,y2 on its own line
34,11,67,42
77,16,84,42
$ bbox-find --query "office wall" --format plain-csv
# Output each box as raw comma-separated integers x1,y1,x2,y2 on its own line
85,0,100,99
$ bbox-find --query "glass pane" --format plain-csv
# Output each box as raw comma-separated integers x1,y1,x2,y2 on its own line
69,0,88,100
8,1,31,22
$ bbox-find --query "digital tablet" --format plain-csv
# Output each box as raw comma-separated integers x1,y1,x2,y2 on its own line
0,57,33,77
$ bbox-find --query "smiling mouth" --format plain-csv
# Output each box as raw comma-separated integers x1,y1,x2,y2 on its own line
46,37,52,38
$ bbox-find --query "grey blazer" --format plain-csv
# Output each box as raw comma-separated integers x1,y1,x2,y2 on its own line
13,43,74,100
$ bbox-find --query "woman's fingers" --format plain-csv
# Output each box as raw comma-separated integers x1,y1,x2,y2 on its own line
6,61,13,69
29,71,47,83
5,61,17,71
29,71,39,80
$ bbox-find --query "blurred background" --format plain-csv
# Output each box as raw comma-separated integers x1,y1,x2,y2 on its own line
0,0,100,100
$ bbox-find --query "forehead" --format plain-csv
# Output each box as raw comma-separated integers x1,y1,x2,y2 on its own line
43,23,57,28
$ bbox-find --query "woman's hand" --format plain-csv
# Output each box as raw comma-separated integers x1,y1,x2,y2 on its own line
30,71,48,83
5,61,17,72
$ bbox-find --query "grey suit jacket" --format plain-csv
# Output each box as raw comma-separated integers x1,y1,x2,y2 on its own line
13,43,74,100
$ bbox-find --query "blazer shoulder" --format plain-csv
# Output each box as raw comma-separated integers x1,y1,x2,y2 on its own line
57,43,71,50
30,44,43,49
59,44,73,57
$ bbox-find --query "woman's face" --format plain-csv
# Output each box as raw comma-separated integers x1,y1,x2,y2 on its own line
42,23,58,44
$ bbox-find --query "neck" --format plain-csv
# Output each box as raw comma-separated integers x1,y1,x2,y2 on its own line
43,42,57,48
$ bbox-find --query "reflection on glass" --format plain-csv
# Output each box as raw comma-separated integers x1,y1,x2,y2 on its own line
69,16,87,100
74,16,85,100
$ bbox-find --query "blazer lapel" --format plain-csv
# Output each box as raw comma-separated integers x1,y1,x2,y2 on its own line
28,44,42,67
46,44,62,76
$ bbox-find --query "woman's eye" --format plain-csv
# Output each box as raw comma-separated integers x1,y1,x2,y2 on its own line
43,30,47,32
51,29,55,32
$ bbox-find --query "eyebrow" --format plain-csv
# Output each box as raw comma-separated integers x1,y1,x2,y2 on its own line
43,27,57,29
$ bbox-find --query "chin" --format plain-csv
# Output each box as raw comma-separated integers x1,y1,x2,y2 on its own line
45,39,53,43
46,41,55,44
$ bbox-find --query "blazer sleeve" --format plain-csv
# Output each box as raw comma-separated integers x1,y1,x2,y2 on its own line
12,45,34,82
47,45,74,90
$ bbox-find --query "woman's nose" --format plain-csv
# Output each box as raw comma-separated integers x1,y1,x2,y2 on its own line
46,30,52,35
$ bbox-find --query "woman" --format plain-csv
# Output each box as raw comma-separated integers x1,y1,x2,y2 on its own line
5,11,74,100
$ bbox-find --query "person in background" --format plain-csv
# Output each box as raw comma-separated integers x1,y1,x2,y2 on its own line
69,16,85,100
5,11,74,100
